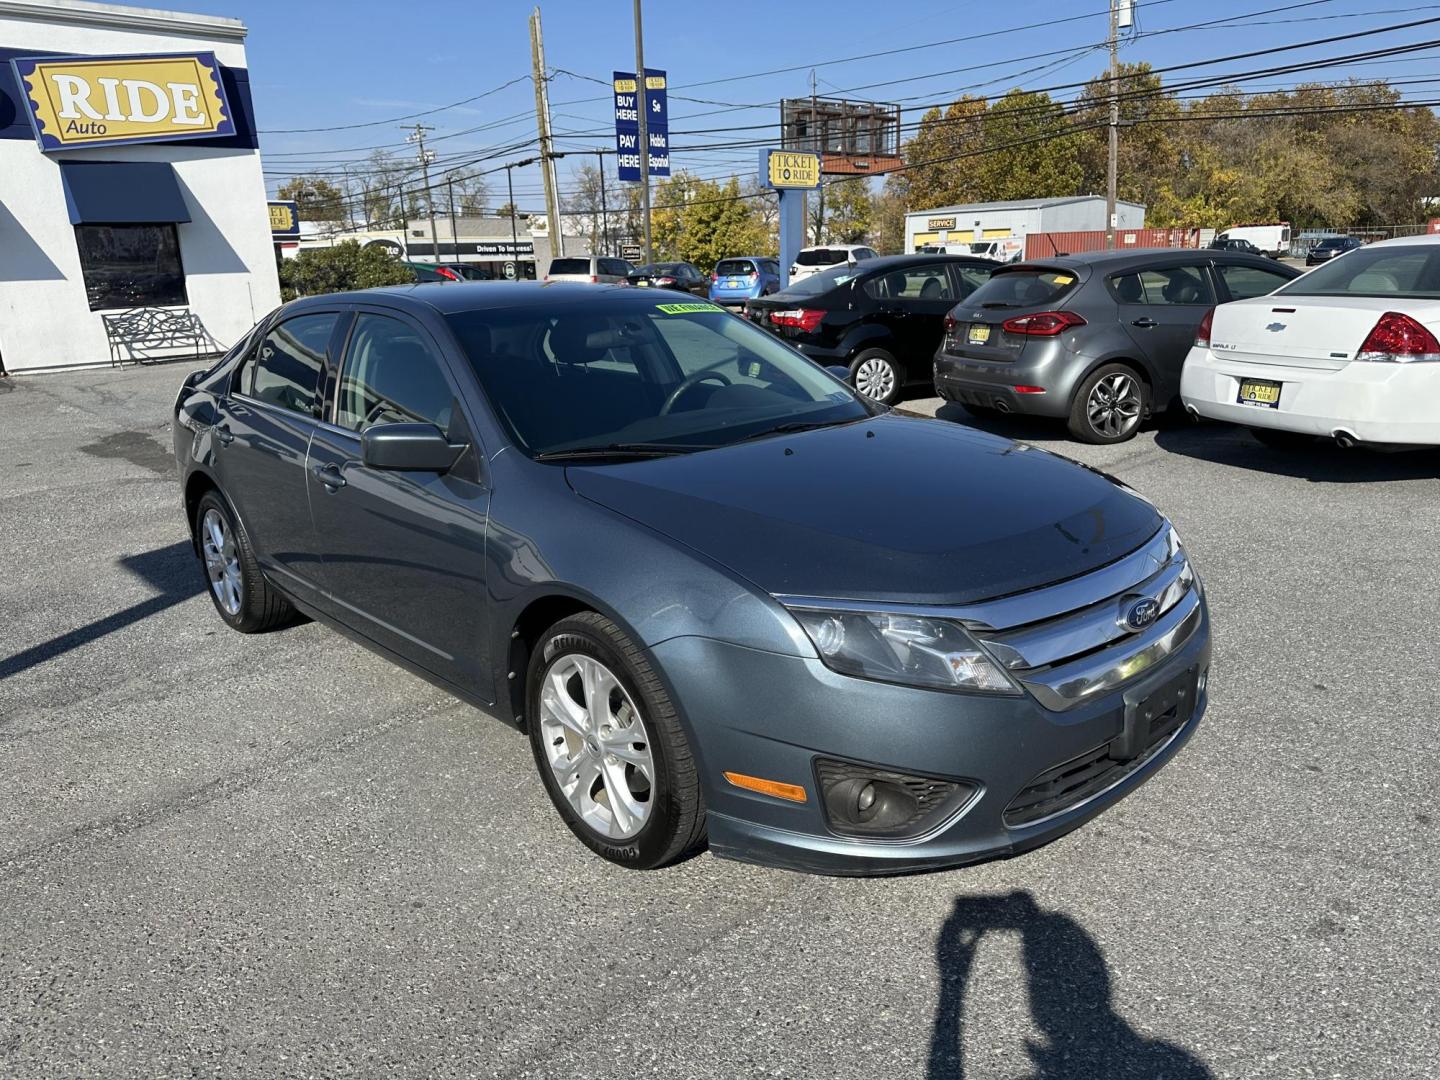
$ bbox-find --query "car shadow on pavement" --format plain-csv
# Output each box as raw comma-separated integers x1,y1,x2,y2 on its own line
926,892,1212,1080
1152,422,1440,482
0,541,203,681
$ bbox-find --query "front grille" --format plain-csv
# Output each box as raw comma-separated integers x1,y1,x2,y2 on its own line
1003,681,1194,827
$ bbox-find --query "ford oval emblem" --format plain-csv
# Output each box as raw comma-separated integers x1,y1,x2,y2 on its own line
1124,596,1161,631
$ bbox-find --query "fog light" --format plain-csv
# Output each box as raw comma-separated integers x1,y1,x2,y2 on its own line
815,758,978,840
856,781,876,813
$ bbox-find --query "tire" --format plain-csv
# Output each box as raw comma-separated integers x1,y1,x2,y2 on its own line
1250,427,1314,450
527,612,706,870
850,348,902,406
1068,363,1150,444
194,490,295,633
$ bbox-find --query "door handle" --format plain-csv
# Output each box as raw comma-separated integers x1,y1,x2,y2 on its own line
312,463,347,491
214,425,234,446
1131,317,1158,329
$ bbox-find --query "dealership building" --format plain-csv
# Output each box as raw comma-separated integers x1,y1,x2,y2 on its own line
0,0,279,373
904,196,1146,252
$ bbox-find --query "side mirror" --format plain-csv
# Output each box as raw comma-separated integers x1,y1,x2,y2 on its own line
361,423,465,472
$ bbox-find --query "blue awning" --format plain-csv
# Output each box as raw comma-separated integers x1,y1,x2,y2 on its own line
59,161,192,225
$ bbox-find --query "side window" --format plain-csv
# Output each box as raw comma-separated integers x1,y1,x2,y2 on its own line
854,248,875,261
336,314,457,433
1216,264,1294,301
953,263,991,297
864,264,955,301
599,259,627,277
246,313,338,418
1113,267,1215,306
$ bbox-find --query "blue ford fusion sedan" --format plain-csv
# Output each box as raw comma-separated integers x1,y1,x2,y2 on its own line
173,283,1210,874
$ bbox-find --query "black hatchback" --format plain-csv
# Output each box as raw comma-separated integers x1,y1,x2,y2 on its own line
746,254,995,404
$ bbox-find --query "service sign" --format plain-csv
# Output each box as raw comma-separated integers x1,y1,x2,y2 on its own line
268,201,300,238
761,149,820,190
927,217,957,230
11,52,235,151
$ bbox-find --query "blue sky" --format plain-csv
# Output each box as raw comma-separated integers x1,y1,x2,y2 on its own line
162,0,1440,209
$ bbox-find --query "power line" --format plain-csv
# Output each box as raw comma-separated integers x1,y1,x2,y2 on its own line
258,75,532,134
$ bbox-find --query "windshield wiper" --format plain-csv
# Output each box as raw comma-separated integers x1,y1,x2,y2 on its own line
739,419,848,443
534,442,709,462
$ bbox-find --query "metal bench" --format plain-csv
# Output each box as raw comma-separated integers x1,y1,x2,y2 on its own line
100,307,214,367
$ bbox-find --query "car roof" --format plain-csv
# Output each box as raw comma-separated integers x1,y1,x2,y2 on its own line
857,253,993,271
285,281,697,317
799,243,869,251
1000,248,1289,273
1365,232,1440,247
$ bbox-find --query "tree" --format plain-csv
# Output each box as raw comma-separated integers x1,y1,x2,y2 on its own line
342,150,422,230
821,177,873,243
871,179,908,254
446,172,489,217
563,161,622,252
494,202,520,221
277,240,415,301
276,176,348,226
970,90,1083,202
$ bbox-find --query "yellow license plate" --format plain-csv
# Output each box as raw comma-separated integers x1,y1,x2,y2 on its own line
967,324,991,345
1237,379,1282,408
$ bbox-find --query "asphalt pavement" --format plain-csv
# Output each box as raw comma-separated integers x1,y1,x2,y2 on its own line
1,363,1437,1079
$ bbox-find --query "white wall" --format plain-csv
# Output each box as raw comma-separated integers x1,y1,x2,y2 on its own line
0,2,280,372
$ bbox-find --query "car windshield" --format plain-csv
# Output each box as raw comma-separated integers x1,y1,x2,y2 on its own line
1279,244,1440,299
549,258,590,275
445,296,869,458
715,260,756,276
796,248,848,266
963,267,1079,309
1315,239,1347,249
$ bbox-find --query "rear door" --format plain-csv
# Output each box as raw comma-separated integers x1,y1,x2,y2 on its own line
218,309,344,604
1112,261,1217,402
863,262,960,375
305,308,492,697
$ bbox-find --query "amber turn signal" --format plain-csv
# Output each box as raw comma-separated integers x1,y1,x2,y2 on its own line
723,771,808,804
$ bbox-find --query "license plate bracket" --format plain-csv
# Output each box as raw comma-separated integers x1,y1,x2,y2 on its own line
1237,378,1282,408
967,324,991,346
1112,665,1198,761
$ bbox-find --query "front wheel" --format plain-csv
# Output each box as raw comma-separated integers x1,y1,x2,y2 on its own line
851,348,902,406
1068,364,1149,444
527,612,706,870
194,490,295,633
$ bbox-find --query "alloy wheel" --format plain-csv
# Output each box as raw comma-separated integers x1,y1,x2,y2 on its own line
201,508,243,616
855,357,897,401
538,653,656,840
1087,372,1142,438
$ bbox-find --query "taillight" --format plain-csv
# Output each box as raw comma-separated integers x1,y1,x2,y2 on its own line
1001,311,1087,336
747,271,758,280
711,273,719,282
435,266,460,282
656,276,675,285
1194,306,1215,348
943,313,957,332
769,308,825,333
1357,311,1440,362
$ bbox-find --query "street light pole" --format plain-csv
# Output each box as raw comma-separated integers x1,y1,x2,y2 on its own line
597,149,609,257
1105,0,1119,251
446,175,460,267
506,164,519,276
406,123,440,262
633,0,652,264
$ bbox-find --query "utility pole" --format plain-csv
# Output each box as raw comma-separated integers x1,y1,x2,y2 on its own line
529,7,566,258
1105,0,1121,250
596,149,610,257
446,174,461,270
506,163,520,277
810,69,819,245
406,123,440,262
633,0,652,264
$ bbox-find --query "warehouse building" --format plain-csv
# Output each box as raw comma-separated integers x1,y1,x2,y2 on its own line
0,0,279,373
904,196,1146,253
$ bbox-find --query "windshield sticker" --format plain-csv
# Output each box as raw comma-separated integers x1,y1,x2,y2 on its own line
1052,274,1075,285
655,302,722,314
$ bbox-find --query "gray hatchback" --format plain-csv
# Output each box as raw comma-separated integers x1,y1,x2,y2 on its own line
934,249,1300,442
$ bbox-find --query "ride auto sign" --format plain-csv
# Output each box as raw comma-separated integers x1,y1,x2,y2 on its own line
613,69,669,181
10,52,235,151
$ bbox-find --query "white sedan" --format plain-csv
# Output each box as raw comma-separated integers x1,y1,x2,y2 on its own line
1181,233,1440,448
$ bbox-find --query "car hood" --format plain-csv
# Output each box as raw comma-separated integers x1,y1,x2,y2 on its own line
566,415,1163,605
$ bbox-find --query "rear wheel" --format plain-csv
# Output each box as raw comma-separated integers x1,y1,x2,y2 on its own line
851,348,902,406
1250,427,1315,450
194,490,294,633
1068,363,1149,444
527,612,705,870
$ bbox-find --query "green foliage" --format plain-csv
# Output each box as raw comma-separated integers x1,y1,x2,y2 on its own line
278,241,415,301
895,68,1440,230
650,173,772,272
819,177,873,244
276,175,348,224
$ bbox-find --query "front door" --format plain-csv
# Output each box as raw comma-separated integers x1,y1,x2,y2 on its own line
1112,263,1217,405
305,310,492,698
216,310,343,604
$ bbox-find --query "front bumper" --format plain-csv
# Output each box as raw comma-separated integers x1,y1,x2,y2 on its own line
653,603,1211,875
1181,346,1440,445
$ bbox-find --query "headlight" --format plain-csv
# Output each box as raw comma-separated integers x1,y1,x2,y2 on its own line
788,607,1019,694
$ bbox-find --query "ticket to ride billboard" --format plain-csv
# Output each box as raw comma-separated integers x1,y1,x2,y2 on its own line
11,52,235,150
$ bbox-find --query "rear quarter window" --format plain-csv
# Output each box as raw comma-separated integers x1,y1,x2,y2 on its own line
550,258,590,275
965,269,1079,309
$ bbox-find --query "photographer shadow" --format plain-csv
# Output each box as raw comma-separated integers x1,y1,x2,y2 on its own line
928,892,1212,1080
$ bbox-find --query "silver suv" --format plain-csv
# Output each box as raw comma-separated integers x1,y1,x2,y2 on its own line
546,256,635,284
